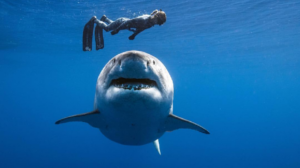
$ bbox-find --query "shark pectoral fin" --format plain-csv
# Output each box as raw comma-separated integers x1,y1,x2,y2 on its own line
153,139,161,155
165,114,210,134
55,110,101,128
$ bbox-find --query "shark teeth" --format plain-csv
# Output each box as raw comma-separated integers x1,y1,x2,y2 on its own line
113,83,153,90
110,78,157,90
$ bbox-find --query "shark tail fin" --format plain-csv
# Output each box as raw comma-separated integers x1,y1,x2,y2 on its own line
55,110,101,128
154,139,161,155
165,114,210,134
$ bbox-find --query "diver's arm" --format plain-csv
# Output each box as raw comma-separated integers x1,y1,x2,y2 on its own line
128,29,144,40
151,10,158,15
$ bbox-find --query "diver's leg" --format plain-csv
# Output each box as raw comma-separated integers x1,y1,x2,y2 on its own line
94,19,109,32
109,18,129,35
83,16,96,51
100,15,113,24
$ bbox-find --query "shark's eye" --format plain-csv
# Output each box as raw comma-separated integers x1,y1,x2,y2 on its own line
147,60,150,65
153,60,155,65
112,58,116,63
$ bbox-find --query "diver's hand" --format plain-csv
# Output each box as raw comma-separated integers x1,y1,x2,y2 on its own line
129,35,135,40
111,30,119,35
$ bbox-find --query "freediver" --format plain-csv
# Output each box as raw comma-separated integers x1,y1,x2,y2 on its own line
82,9,167,51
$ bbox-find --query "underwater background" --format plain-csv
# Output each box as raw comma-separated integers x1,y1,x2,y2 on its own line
1,0,300,167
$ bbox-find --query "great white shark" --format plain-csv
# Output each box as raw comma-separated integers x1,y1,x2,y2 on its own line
56,50,209,154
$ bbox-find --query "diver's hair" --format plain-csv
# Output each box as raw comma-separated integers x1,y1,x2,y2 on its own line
151,10,166,25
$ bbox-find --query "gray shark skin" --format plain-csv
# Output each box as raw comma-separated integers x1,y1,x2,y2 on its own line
56,50,209,154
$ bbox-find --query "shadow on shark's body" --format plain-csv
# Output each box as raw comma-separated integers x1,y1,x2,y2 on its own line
56,50,209,155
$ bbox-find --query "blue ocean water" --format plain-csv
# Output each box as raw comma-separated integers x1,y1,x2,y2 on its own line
1,0,300,167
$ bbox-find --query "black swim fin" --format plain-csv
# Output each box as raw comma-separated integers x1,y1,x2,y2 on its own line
82,16,96,51
95,25,104,50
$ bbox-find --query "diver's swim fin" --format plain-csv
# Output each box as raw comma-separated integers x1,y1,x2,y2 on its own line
95,25,104,50
82,16,96,51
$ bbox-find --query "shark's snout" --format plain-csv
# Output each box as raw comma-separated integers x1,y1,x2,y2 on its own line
118,52,151,72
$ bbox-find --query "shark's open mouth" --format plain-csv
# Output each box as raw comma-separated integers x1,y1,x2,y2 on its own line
110,78,157,90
